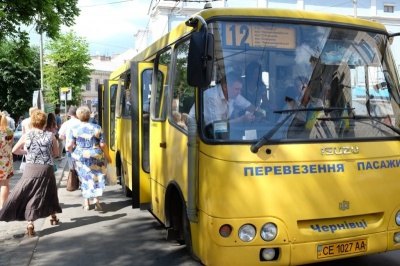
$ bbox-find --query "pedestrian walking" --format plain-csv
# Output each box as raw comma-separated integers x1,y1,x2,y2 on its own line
45,112,59,172
16,116,24,128
55,107,64,159
0,111,14,209
45,112,58,135
58,106,80,170
2,111,15,130
67,106,112,211
0,109,62,236
21,106,38,134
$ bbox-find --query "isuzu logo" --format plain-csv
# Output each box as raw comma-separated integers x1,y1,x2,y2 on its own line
321,146,359,155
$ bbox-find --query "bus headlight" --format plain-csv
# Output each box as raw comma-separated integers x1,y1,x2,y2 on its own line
260,223,277,241
396,211,400,226
394,232,400,243
238,224,256,242
261,248,276,261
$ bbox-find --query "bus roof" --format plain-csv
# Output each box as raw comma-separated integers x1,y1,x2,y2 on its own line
198,8,387,31
110,7,387,79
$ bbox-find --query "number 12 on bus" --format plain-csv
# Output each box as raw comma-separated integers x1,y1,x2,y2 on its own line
99,6,400,266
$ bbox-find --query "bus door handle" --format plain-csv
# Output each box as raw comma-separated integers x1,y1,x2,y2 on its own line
160,142,166,149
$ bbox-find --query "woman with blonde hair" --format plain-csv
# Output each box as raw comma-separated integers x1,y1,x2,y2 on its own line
0,111,14,209
0,109,62,236
67,106,112,211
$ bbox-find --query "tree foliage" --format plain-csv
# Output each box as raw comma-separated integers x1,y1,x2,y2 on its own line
44,30,92,106
0,0,80,43
0,38,40,120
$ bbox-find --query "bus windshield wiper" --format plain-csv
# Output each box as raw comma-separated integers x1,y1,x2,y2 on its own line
250,111,295,153
318,115,400,135
250,107,354,153
274,106,351,114
351,115,400,135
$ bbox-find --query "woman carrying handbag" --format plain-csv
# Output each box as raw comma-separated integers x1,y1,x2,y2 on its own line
0,109,62,236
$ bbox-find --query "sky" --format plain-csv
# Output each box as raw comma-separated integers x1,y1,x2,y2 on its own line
29,0,256,57
30,0,151,56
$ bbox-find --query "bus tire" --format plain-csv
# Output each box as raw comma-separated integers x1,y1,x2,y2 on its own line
120,163,132,197
181,205,197,260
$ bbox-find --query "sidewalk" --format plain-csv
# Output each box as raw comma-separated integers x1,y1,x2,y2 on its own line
0,158,198,266
0,157,68,266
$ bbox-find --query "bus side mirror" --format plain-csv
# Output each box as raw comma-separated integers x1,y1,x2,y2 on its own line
389,32,400,45
187,32,214,88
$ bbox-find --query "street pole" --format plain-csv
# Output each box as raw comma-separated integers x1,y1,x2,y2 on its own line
65,91,68,119
353,0,357,17
39,15,44,110
60,87,70,120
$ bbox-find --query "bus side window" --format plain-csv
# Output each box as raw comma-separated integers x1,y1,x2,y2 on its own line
153,49,171,121
122,88,132,117
142,69,152,114
171,38,195,131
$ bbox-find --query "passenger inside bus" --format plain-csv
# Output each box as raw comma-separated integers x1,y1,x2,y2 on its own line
241,61,266,108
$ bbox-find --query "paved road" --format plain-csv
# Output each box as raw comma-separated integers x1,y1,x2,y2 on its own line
1,159,399,266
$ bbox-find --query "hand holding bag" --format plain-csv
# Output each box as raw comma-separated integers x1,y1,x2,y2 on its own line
105,164,118,186
19,155,26,171
66,166,80,191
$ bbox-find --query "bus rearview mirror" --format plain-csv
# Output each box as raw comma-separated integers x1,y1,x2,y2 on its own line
187,32,214,88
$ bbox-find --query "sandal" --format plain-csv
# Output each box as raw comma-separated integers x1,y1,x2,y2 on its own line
50,215,59,225
27,222,35,236
83,205,90,211
94,202,102,212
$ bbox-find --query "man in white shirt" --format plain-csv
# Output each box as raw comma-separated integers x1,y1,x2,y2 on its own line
21,106,38,134
58,106,81,170
189,71,263,126
2,111,15,130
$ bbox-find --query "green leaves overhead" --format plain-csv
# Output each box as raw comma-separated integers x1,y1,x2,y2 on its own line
0,0,80,42
0,39,40,119
44,30,92,106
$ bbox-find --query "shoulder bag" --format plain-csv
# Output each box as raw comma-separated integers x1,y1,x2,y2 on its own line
66,165,80,191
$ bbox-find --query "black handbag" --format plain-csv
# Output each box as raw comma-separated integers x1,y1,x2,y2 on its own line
66,167,79,191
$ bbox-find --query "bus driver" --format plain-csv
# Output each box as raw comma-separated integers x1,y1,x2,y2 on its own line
189,71,266,127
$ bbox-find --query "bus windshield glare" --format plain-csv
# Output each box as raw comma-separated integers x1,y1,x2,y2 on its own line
200,21,400,142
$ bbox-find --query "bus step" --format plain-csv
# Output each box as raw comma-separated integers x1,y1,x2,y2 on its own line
166,228,180,242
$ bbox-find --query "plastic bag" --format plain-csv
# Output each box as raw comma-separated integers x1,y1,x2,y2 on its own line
105,164,118,185
19,155,26,171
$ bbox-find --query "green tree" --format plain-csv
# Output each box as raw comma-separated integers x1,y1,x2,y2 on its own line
44,30,92,106
0,0,79,44
0,38,40,120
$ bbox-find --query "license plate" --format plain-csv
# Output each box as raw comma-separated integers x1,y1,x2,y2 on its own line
317,239,367,258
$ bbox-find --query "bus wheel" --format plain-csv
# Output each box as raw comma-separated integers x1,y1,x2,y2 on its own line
120,163,132,197
181,206,196,259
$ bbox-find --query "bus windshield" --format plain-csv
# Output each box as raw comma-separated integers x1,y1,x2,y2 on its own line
200,21,400,142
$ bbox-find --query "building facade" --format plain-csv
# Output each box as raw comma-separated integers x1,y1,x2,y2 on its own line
81,49,136,110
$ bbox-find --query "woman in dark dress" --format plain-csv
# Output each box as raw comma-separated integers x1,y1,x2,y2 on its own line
0,109,62,236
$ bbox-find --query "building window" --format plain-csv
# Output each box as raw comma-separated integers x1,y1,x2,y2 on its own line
384,4,394,13
86,82,91,91
95,79,99,89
